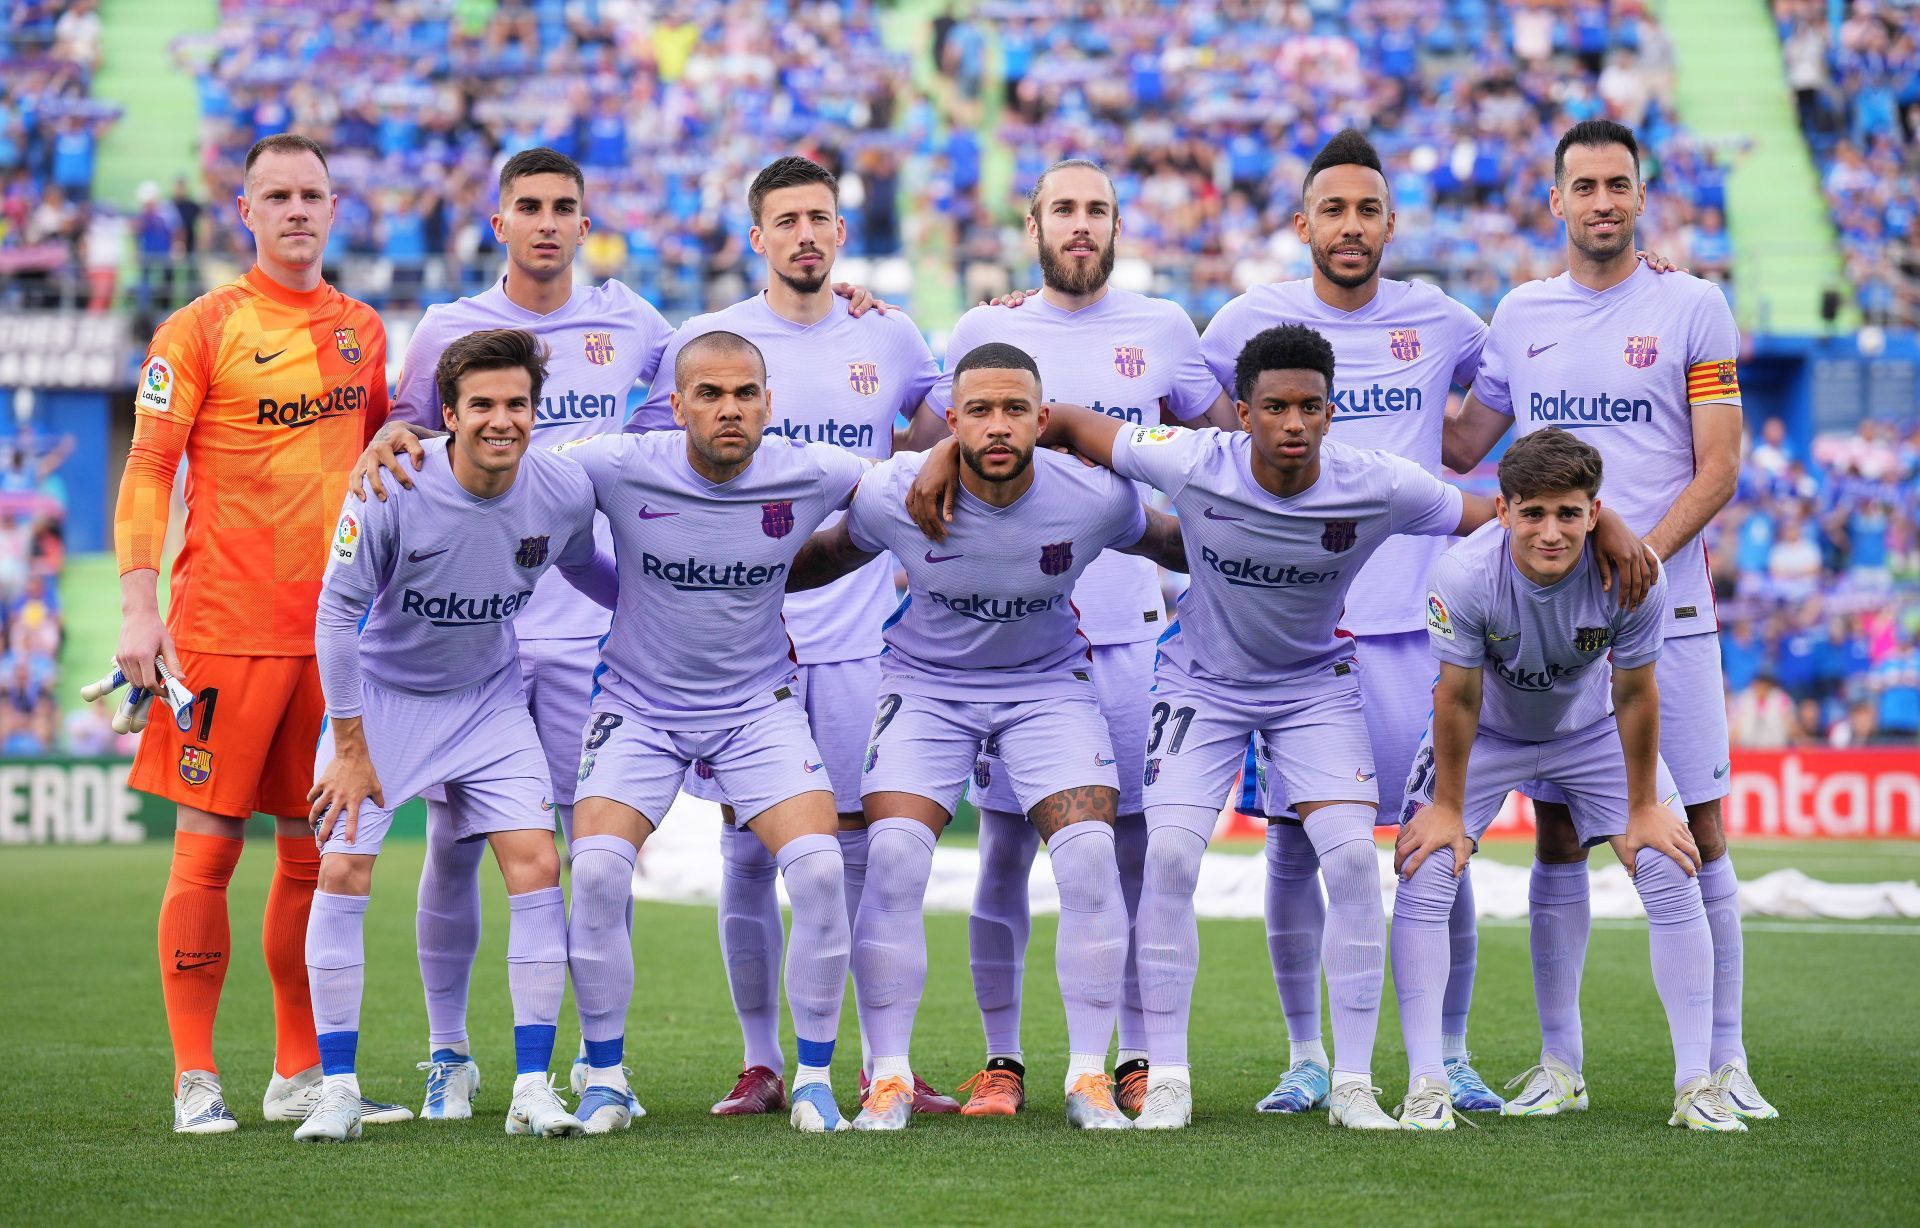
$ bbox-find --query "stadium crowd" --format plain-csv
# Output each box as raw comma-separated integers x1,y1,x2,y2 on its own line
176,0,917,314
1775,0,1920,328
947,0,1739,316
0,429,76,756
1712,416,1920,747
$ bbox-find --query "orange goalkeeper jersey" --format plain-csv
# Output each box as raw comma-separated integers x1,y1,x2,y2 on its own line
115,266,388,656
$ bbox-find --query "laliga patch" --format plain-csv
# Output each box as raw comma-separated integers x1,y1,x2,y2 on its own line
332,511,360,563
552,436,594,453
1130,424,1181,447
1426,591,1454,640
137,357,174,412
178,746,213,786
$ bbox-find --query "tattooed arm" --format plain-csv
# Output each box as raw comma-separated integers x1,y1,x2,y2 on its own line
1117,506,1187,572
786,519,881,593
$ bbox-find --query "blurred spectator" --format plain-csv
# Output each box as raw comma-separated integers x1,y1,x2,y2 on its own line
1776,1,1920,326
1729,674,1797,748
1714,416,1920,745
0,431,70,755
951,0,1739,320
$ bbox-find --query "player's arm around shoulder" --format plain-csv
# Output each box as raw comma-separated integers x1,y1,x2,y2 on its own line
788,459,888,595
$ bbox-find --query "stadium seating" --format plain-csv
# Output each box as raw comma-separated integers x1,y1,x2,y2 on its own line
184,0,918,314
1775,0,1920,328
1713,416,1920,746
0,430,73,755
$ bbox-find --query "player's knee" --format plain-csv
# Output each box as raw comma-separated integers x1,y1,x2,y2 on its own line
1630,852,1705,927
1142,830,1204,898
722,825,778,882
1265,822,1319,881
1391,852,1458,926
1315,839,1379,901
864,827,935,911
1533,803,1587,863
1686,800,1728,861
317,854,371,897
569,846,633,924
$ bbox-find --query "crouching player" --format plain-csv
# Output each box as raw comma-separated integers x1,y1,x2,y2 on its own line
1391,428,1743,1133
298,329,616,1142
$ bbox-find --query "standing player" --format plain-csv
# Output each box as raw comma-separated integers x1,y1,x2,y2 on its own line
1392,428,1743,1133
1013,325,1498,1130
624,155,948,1117
297,329,617,1143
922,158,1226,1116
113,134,397,1133
1444,120,1772,1119
789,342,1187,1131
561,331,864,1135
351,147,673,1118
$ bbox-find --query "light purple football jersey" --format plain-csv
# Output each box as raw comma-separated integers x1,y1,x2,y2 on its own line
1200,278,1486,636
1473,264,1741,638
564,431,867,729
320,437,598,696
845,448,1147,701
1110,428,1463,689
624,293,939,664
1425,520,1668,740
926,289,1222,646
392,277,673,642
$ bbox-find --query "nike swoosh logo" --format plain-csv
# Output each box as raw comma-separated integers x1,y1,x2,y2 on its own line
924,550,963,563
1203,507,1244,522
1527,343,1558,358
254,348,287,364
1714,762,1730,779
174,958,221,971
802,761,825,773
1356,770,1377,782
637,506,679,520
1094,755,1116,766
408,548,449,562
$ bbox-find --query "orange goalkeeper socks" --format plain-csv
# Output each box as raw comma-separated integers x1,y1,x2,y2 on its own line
264,833,322,1077
158,829,244,1079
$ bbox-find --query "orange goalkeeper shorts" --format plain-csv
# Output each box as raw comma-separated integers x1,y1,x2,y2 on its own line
126,650,325,820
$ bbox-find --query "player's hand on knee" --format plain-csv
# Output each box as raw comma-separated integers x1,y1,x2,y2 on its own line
834,281,892,315
1395,804,1471,879
308,756,384,848
1624,802,1700,876
351,421,428,502
906,437,962,539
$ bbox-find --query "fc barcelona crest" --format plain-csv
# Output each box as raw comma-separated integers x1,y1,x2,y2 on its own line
973,759,992,790
1623,336,1660,369
583,332,615,366
1321,519,1358,553
1574,626,1613,652
693,760,715,780
847,361,880,396
1388,329,1422,362
515,535,550,569
334,327,362,363
1113,345,1146,378
761,500,796,539
1039,540,1074,576
178,746,213,786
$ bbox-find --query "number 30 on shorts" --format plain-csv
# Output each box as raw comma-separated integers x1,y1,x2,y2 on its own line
1146,702,1196,755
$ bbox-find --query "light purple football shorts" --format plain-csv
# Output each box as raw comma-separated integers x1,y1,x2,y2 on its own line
575,692,833,827
972,639,1155,817
682,655,879,815
316,669,555,857
862,690,1118,816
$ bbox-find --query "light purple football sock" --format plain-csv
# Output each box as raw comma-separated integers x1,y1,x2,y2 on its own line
775,833,850,1056
718,821,785,1073
1305,804,1385,1083
1047,822,1126,1061
1442,862,1479,1042
416,798,487,1050
1136,807,1215,1071
567,835,635,1052
506,886,567,1031
1113,809,1149,1055
1264,821,1325,1046
836,826,869,935
1529,858,1592,1072
1391,849,1459,1086
1631,850,1715,1089
1696,853,1747,1070
307,890,369,1063
852,817,937,1063
969,808,1037,1058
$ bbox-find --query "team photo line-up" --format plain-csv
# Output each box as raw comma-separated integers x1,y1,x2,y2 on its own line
112,114,1772,1142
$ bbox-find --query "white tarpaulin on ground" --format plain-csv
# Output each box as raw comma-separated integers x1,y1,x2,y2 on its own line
630,796,1920,921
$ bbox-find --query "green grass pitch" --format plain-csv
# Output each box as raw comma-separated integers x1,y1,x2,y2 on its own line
2,841,1914,1226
